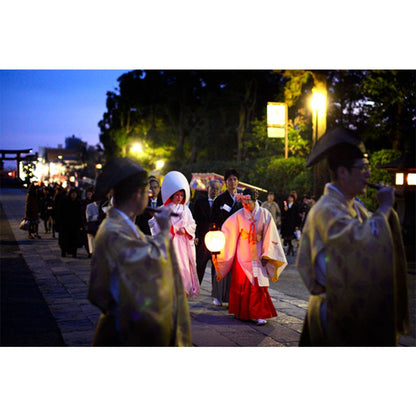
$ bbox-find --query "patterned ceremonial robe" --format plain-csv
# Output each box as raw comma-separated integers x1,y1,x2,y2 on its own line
216,202,287,320
88,207,192,346
149,202,200,299
296,183,410,346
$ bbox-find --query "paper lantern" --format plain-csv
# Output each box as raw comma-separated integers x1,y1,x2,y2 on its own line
204,229,225,255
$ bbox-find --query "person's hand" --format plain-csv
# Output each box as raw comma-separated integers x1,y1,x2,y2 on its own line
376,185,394,216
195,237,199,246
212,255,223,281
154,206,172,234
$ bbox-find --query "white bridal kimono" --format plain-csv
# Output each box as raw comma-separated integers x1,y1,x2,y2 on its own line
149,202,200,299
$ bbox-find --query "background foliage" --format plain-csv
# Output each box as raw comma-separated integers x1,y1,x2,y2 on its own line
98,70,415,206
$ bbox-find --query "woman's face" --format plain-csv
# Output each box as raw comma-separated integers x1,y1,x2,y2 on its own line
171,190,184,205
288,195,294,204
242,199,255,212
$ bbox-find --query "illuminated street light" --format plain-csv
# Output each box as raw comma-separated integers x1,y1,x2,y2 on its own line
156,160,164,170
130,143,143,155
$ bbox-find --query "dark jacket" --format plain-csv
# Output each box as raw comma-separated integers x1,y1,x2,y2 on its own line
211,191,242,229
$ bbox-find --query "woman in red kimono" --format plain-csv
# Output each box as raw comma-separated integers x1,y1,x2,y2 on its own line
213,188,287,325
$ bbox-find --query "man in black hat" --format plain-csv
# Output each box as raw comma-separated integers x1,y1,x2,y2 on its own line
296,127,409,346
87,157,192,346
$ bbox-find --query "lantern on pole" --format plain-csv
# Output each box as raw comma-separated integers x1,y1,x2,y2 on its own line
204,225,225,256
267,102,288,159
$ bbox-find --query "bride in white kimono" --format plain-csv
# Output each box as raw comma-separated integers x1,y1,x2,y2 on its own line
149,171,200,299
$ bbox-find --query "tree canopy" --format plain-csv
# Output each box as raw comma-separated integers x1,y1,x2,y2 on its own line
98,69,415,198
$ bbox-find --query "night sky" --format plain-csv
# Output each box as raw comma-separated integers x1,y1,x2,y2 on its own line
0,70,127,164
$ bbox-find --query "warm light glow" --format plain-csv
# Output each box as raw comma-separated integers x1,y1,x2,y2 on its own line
267,102,286,126
407,173,416,185
204,229,226,254
311,90,326,113
395,173,404,185
95,163,103,170
156,160,164,170
69,176,76,183
58,155,63,160
130,143,143,154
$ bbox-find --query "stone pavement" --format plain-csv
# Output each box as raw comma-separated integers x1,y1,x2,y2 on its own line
1,188,414,347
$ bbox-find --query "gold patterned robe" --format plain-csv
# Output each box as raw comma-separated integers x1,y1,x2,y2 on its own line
88,207,192,346
296,184,410,346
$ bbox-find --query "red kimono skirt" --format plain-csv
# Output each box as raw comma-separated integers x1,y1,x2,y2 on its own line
228,259,277,321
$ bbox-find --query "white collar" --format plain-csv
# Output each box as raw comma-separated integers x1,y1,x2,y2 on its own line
115,208,140,238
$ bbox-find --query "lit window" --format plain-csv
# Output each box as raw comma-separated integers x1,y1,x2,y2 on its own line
407,173,416,185
395,173,404,185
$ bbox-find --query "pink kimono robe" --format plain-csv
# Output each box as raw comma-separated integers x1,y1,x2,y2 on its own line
150,203,200,299
216,202,287,320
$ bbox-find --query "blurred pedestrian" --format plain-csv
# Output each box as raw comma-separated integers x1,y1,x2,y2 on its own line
24,183,41,239
191,179,222,284
56,187,84,258
281,193,301,256
135,176,163,235
211,168,242,306
40,186,55,234
213,188,287,325
261,191,281,230
85,193,100,255
296,127,410,346
149,171,200,299
88,158,191,346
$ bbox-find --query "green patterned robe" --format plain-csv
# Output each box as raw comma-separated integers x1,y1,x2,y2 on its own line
296,184,410,346
88,207,192,346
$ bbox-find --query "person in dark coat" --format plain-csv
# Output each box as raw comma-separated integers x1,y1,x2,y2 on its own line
56,187,84,258
24,183,41,239
191,179,222,284
135,176,163,235
281,193,301,256
210,169,242,306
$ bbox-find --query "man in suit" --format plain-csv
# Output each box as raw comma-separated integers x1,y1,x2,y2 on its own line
210,169,242,306
136,176,163,235
191,179,222,285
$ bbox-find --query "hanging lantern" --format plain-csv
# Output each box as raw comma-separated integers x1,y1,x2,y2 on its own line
204,226,225,255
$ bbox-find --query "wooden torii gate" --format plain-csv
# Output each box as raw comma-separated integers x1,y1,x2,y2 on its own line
0,149,33,179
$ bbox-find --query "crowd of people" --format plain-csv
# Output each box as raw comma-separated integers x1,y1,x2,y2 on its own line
23,182,109,258
21,126,410,347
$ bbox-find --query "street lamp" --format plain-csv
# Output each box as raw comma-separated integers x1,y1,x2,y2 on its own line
310,89,326,145
130,143,143,155
310,88,327,197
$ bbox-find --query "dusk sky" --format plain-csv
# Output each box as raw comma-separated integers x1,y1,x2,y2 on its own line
0,70,127,167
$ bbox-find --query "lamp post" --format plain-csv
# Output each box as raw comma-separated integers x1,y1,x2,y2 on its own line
310,89,327,196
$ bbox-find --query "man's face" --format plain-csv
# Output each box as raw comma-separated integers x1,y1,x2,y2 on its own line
136,184,150,215
342,158,371,197
226,175,238,193
208,182,221,200
149,180,160,198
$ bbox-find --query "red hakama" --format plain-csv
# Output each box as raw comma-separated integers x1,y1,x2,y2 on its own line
228,259,277,321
